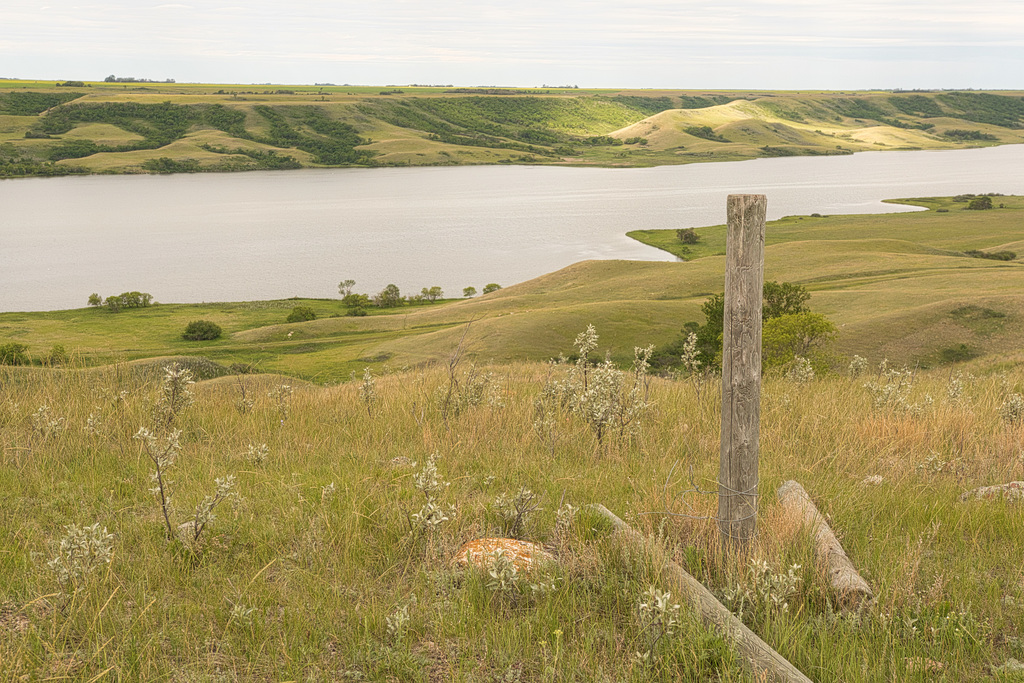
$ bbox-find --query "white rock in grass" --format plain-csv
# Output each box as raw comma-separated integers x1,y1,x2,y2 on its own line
993,659,1024,674
959,481,1024,502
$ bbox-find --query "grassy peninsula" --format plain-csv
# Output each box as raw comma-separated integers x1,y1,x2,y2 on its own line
2,80,1024,176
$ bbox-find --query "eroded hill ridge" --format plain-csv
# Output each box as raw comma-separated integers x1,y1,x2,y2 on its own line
2,83,1024,175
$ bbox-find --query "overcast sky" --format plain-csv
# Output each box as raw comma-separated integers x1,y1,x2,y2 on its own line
3,0,1023,89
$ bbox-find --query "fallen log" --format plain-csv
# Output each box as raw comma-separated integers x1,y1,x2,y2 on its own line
588,503,812,683
777,480,874,608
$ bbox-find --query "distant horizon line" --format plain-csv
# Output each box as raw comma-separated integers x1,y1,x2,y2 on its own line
2,77,1021,93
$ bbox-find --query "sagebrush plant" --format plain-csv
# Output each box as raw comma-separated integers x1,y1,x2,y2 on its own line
246,442,269,465
359,367,376,417
409,453,455,533
234,380,254,414
47,522,114,591
435,362,503,419
863,359,933,414
385,594,416,642
485,548,520,593
30,404,66,439
999,393,1024,424
135,365,240,545
678,331,715,400
268,383,293,423
787,355,814,383
721,558,802,624
547,326,654,445
84,410,102,436
135,426,181,537
848,354,868,378
635,586,682,664
946,370,968,405
152,363,194,431
492,486,542,538
478,548,559,606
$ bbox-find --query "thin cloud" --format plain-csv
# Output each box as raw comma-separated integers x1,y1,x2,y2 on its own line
1,0,1021,87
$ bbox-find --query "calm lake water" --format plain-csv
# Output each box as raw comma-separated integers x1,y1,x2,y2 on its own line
2,145,1023,312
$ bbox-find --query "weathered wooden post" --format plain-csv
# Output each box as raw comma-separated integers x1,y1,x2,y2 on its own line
718,194,766,550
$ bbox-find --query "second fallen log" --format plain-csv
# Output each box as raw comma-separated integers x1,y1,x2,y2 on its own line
777,480,874,607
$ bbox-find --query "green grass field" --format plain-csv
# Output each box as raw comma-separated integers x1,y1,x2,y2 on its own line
2,342,1023,681
3,81,1024,176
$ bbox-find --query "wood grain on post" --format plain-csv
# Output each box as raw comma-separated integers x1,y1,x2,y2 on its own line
777,481,874,607
719,194,767,549
589,504,812,683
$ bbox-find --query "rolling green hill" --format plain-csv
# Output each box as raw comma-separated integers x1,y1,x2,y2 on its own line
2,80,1024,176
2,195,1023,381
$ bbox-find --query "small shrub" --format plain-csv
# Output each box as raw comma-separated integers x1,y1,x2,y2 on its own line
676,228,699,244
492,486,541,539
0,342,30,365
941,344,976,363
964,249,1015,261
966,196,993,210
182,320,222,341
848,355,868,378
286,306,317,323
359,367,376,417
635,587,682,663
342,293,370,316
410,454,455,534
685,125,728,142
1000,394,1024,425
722,558,802,624
864,360,933,414
46,344,69,366
786,356,815,383
153,364,195,430
31,404,66,438
47,523,114,590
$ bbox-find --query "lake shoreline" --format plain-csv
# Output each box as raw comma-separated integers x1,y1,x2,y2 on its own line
3,145,1023,313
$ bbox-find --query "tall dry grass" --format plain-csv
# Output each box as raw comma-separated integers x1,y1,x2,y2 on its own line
1,358,1022,681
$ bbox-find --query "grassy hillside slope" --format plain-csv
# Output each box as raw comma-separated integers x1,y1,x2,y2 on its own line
2,195,1024,381
2,348,1023,681
3,81,1024,176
